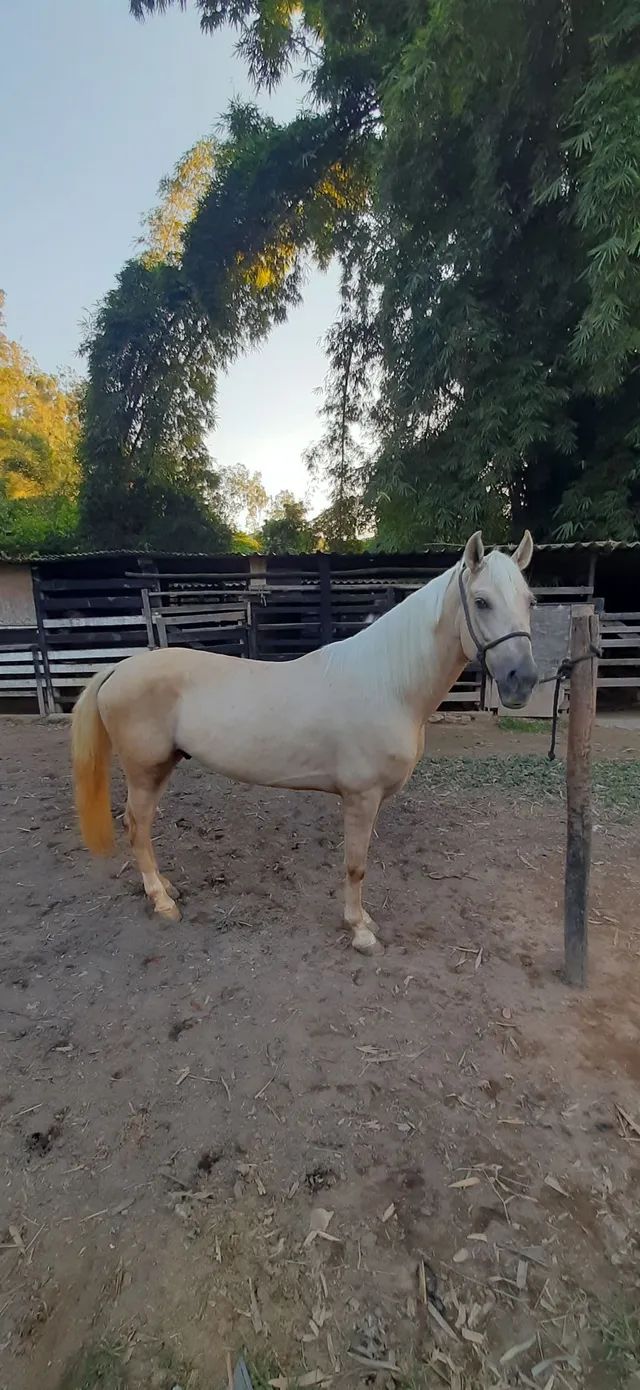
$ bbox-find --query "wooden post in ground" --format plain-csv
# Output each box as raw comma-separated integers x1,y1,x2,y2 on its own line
318,553,333,646
564,603,599,987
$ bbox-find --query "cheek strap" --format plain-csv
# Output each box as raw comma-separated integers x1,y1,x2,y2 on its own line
458,566,532,675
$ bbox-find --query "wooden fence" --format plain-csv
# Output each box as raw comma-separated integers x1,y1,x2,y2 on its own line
0,550,637,713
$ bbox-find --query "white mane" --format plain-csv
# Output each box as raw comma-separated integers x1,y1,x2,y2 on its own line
323,562,460,698
323,547,529,699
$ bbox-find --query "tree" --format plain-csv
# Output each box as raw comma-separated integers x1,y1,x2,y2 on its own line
218,463,268,530
0,292,81,503
79,259,230,551
306,234,378,549
0,292,81,556
230,528,263,553
79,94,366,551
0,485,78,557
372,0,640,542
140,137,216,266
259,491,318,553
129,0,640,544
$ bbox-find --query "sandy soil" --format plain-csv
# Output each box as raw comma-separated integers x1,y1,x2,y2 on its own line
1,715,640,1390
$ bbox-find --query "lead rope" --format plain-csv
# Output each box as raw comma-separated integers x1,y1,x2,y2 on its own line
541,645,601,761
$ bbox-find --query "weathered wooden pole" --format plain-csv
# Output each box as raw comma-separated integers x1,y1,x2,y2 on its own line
564,604,599,987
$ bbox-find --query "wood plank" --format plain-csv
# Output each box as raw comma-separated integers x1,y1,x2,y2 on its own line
154,586,248,598
49,662,124,674
39,577,148,593
258,626,321,634
52,678,106,688
596,677,640,688
46,647,141,661
51,668,108,678
43,615,149,629
156,606,247,621
437,692,482,704
159,618,245,631
0,651,41,664
531,586,593,596
0,640,42,652
597,658,640,666
42,595,145,613
195,636,247,643
133,571,249,583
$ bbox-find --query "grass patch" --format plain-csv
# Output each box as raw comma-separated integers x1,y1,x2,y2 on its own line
418,754,640,816
246,1355,283,1390
599,1308,640,1379
58,1344,128,1390
498,715,549,734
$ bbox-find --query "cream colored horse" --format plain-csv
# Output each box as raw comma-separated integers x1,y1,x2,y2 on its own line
71,531,537,952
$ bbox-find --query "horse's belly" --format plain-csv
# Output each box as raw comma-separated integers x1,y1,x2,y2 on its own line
169,653,419,797
176,681,341,792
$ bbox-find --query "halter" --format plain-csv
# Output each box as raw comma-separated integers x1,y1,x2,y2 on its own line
457,564,532,677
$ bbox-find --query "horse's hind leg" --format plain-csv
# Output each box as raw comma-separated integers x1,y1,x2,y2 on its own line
124,759,180,921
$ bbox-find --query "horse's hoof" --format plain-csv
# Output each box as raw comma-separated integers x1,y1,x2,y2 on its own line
156,899,181,923
161,877,179,900
352,926,382,955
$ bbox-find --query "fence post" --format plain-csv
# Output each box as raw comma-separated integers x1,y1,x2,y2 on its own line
31,568,57,714
246,599,257,659
141,586,156,648
318,553,333,645
564,603,599,987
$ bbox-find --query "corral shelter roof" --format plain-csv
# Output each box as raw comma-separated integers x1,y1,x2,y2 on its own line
1,539,640,566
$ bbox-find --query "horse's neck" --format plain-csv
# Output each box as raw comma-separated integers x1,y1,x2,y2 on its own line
345,565,467,721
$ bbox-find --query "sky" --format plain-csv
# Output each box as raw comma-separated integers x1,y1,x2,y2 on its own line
0,0,338,505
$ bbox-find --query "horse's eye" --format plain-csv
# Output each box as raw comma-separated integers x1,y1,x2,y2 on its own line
475,596,490,611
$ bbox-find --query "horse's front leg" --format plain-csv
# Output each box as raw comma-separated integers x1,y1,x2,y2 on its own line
342,789,382,954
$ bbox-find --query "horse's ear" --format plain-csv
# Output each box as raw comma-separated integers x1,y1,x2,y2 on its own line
513,530,534,571
463,531,484,572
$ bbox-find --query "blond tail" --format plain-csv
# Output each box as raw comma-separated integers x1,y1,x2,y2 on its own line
71,668,115,855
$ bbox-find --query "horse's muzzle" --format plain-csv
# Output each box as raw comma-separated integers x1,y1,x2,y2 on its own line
496,651,538,709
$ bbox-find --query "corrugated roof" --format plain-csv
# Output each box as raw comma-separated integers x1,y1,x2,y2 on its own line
1,539,640,564
534,540,640,551
0,549,248,564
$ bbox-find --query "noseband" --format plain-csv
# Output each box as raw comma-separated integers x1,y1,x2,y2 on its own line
458,565,532,677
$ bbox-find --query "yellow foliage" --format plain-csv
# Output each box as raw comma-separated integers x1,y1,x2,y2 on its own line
4,473,42,501
236,239,297,291
314,161,368,212
141,138,216,267
0,294,81,501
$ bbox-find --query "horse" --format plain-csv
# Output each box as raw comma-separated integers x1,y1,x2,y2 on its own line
71,531,537,954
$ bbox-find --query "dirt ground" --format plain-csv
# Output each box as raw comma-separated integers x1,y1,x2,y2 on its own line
1,714,640,1390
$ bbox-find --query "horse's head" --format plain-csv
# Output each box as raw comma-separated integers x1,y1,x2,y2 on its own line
458,531,538,709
